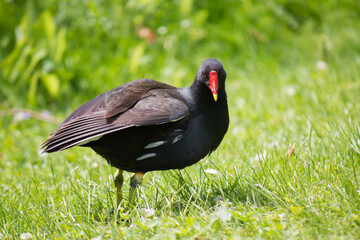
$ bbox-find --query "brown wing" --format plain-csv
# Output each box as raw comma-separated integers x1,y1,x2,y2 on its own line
58,79,175,127
42,82,189,152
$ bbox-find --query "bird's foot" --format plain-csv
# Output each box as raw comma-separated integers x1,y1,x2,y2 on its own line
128,172,144,208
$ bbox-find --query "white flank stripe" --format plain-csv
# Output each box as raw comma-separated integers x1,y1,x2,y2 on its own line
136,153,157,161
172,134,183,144
144,141,167,149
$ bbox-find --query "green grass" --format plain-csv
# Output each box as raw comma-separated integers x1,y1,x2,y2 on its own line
1,59,360,239
1,1,360,239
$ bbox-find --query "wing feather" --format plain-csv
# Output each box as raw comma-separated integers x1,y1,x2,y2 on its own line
42,86,189,153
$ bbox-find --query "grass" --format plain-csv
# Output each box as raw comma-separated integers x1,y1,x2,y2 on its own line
1,57,360,239
1,1,360,238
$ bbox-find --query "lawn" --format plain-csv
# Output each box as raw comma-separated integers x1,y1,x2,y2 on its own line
1,1,360,239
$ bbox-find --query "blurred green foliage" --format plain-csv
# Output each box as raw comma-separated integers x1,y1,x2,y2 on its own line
0,0,359,109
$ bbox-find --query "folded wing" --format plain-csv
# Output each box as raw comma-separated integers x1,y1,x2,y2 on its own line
42,81,189,152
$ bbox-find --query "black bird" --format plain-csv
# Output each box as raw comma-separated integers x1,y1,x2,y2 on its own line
42,58,229,206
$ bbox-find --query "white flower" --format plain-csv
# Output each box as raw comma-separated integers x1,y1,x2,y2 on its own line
357,189,360,195
91,236,102,240
180,19,191,28
205,169,218,175
20,233,33,240
214,202,232,222
285,85,296,96
142,208,155,217
157,26,168,35
316,60,328,70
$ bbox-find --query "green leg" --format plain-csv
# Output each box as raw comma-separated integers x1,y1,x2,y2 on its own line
114,169,124,207
128,172,144,207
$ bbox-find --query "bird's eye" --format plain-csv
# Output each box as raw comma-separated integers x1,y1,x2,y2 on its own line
202,71,206,78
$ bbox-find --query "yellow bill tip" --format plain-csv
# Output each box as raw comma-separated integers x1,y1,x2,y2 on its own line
213,93,218,102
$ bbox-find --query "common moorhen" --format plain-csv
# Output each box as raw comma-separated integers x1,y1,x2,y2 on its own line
42,58,229,206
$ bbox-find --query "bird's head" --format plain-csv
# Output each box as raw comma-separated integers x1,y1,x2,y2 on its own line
196,58,227,102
